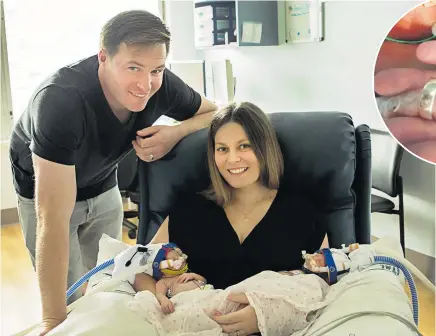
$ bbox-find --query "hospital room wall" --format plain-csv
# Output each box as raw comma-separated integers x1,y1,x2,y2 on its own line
0,0,163,215
166,0,436,263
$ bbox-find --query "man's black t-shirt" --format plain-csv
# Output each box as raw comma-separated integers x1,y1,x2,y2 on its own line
9,55,202,201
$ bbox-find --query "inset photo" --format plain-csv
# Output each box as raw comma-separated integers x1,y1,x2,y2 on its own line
374,0,436,164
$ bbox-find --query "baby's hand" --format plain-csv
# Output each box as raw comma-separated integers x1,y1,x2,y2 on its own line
177,273,196,283
160,298,175,314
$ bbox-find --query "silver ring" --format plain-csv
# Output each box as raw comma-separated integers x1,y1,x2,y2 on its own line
419,79,436,120
236,331,241,336
149,153,154,161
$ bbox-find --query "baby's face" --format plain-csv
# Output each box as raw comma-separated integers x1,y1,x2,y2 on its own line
303,253,326,272
313,254,326,267
166,250,179,260
164,249,187,270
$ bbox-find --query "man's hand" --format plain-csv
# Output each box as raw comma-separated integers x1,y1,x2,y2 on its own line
133,98,217,162
132,125,182,162
210,293,259,336
38,318,64,336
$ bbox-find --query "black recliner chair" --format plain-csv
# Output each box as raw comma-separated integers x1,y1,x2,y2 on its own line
135,112,372,248
117,149,141,239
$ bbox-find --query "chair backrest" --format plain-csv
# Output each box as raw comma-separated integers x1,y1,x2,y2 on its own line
370,128,404,197
139,112,372,248
117,149,138,191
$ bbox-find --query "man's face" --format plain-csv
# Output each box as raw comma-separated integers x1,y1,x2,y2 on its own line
98,43,167,113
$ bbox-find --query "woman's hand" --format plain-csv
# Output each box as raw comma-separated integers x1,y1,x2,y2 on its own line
210,293,259,336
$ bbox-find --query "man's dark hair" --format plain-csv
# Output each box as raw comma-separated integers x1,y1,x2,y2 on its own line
100,10,171,56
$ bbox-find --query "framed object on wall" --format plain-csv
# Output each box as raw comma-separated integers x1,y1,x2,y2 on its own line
285,0,324,43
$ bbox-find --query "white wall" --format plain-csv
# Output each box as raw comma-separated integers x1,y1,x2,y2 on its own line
165,1,435,257
4,0,161,123
1,0,161,211
1,141,17,210
164,0,204,61
202,1,424,129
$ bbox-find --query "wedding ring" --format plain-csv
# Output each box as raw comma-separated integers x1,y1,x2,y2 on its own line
149,153,154,161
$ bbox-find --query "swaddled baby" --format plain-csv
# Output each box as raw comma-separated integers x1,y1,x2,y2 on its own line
147,244,213,314
284,243,359,285
128,243,357,336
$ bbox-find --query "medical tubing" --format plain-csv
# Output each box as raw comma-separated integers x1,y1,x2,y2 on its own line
374,256,418,325
66,258,114,300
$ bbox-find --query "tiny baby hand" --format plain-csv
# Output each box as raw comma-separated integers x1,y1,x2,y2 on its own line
177,273,196,283
159,297,175,314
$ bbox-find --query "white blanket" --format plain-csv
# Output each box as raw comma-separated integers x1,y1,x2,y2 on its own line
127,271,330,336
14,236,426,336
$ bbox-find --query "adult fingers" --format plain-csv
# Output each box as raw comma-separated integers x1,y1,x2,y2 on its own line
136,135,158,148
374,68,436,96
210,310,242,324
221,322,245,335
405,140,436,163
385,117,436,144
227,293,250,305
132,140,156,162
375,43,426,74
137,126,160,138
416,40,436,65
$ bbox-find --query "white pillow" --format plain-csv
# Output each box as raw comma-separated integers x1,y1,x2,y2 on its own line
85,234,132,294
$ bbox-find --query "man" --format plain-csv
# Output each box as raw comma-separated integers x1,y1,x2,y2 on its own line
9,10,217,335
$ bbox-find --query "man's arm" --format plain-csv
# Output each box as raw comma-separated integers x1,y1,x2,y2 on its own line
33,153,76,330
133,96,218,162
175,96,218,139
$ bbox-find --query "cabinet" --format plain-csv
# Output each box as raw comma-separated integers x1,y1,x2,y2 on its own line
193,1,286,49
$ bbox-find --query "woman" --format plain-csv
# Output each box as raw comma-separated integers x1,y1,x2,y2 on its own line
135,101,328,335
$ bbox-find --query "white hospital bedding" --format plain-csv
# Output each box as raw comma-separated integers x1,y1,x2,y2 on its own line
15,235,424,336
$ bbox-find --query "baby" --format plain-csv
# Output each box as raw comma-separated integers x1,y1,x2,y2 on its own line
133,242,358,316
281,243,359,285
127,243,364,335
154,246,213,314
132,243,213,314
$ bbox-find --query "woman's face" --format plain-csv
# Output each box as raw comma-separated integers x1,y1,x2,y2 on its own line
214,122,261,189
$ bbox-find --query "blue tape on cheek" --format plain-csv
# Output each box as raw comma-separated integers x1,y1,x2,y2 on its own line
321,248,338,284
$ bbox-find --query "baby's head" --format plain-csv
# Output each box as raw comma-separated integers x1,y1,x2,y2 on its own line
161,247,188,270
155,244,188,278
303,251,334,274
301,247,354,285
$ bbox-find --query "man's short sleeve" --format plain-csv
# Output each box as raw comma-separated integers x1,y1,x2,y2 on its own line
29,86,85,166
163,70,202,121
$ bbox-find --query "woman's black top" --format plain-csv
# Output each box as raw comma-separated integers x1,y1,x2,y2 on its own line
168,188,326,289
